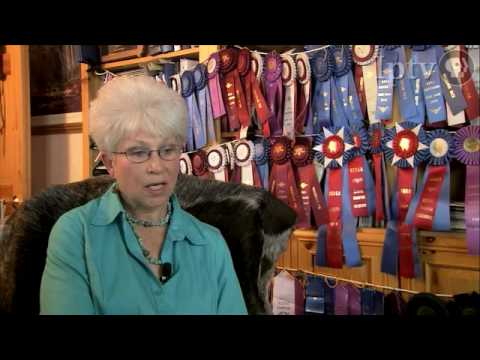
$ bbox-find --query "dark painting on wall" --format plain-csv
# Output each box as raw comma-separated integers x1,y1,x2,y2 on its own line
29,45,81,117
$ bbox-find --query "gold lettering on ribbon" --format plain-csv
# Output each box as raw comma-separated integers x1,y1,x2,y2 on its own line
400,188,412,194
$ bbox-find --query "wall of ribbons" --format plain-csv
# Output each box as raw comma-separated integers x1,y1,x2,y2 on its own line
98,45,480,281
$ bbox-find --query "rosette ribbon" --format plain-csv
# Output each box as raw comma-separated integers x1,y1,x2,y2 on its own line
254,137,270,190
405,129,453,231
344,124,375,217
206,52,227,119
410,45,447,126
269,136,308,228
230,139,262,187
219,48,250,132
381,121,429,278
264,51,284,136
291,137,328,229
181,70,205,151
352,45,380,124
281,54,297,141
313,126,362,268
332,45,364,126
368,123,390,222
295,53,312,135
193,64,216,145
191,149,210,180
238,49,272,137
206,145,228,182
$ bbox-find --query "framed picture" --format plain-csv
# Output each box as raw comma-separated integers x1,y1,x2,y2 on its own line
100,45,146,63
29,45,81,117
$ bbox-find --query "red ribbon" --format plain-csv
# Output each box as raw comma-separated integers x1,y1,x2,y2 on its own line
413,165,447,230
243,69,271,137
220,58,250,132
270,161,308,229
354,64,367,118
397,168,415,278
296,165,328,228
326,168,344,268
459,45,479,121
348,156,369,217
372,153,385,222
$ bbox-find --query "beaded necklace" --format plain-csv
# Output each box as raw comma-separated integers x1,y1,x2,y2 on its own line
125,202,171,266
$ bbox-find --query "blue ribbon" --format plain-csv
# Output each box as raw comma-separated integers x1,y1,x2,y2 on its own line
408,51,427,124
305,275,325,314
361,288,377,315
405,163,451,231
415,47,447,123
330,79,349,127
315,167,329,266
376,47,397,120
362,156,376,216
185,95,195,152
187,95,206,150
394,46,418,121
196,87,210,145
341,166,362,267
381,167,421,277
312,79,332,132
304,103,314,135
254,138,270,190
335,72,364,126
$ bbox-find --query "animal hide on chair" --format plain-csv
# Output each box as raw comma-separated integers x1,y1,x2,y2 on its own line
0,175,296,315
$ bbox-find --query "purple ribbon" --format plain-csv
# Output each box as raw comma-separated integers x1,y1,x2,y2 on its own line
465,165,480,254
334,283,349,315
454,125,480,255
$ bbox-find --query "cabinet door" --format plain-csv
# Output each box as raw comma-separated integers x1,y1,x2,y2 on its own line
400,232,480,295
291,229,399,288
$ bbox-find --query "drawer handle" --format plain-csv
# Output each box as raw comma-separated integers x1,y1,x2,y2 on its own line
425,236,435,243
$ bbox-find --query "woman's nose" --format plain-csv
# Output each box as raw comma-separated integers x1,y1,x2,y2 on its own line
145,151,166,173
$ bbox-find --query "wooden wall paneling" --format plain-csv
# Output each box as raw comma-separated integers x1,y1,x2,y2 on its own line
0,45,30,201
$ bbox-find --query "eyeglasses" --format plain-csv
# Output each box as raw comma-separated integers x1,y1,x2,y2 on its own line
112,145,183,164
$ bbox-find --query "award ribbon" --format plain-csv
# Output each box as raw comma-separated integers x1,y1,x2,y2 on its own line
206,53,226,119
352,45,380,124
281,54,297,141
194,64,216,145
406,129,453,231
344,124,375,217
264,51,284,136
206,145,228,182
291,137,328,229
295,53,312,135
382,122,429,278
453,125,480,255
269,136,308,228
254,137,270,190
313,126,362,268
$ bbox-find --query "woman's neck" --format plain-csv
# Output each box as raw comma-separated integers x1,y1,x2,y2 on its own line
118,192,169,223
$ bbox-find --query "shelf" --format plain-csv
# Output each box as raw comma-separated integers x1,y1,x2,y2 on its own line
102,48,200,71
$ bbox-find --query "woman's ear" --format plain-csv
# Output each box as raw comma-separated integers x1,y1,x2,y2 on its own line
101,152,115,177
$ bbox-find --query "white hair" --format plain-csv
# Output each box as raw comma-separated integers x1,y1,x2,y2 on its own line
89,75,187,152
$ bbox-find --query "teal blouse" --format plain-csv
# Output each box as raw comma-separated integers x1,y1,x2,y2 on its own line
40,184,248,315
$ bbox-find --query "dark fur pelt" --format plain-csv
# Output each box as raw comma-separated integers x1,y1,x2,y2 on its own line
0,175,296,315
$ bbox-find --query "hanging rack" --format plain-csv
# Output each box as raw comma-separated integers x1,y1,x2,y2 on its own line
234,45,332,56
276,265,454,298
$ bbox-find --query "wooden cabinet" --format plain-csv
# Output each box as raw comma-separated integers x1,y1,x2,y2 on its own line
278,228,479,296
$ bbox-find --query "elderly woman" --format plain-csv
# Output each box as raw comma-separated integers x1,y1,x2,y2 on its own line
39,75,247,315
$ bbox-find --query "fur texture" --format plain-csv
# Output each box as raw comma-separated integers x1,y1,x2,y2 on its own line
0,175,296,314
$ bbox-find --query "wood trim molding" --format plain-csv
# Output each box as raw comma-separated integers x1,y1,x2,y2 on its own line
31,122,82,135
